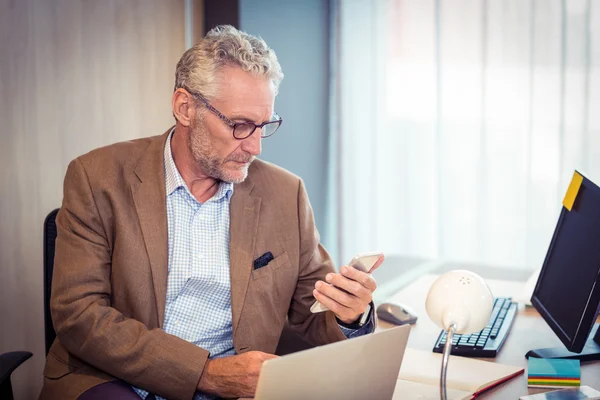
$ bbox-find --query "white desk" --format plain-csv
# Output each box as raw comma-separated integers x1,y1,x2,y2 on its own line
377,269,600,399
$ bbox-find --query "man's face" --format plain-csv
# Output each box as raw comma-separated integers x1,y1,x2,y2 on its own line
188,66,276,184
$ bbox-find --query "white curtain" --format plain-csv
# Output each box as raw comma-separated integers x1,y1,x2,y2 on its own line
329,0,600,270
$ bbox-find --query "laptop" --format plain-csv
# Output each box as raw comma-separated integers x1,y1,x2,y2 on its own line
254,325,411,400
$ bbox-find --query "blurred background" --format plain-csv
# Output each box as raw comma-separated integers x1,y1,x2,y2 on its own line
1,0,599,398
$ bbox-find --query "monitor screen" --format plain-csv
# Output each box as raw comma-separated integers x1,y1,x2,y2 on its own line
531,173,600,353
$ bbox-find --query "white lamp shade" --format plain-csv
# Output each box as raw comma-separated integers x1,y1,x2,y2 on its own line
425,270,494,334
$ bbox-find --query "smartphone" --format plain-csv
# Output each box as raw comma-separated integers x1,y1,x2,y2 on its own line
347,252,385,273
310,252,384,313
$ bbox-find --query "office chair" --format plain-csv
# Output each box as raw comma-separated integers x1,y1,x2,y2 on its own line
0,209,57,400
0,210,60,400
43,208,60,355
0,352,32,400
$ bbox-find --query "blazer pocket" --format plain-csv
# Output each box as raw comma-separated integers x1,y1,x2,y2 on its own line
252,252,291,280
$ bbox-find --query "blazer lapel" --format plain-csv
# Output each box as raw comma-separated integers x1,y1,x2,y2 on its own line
131,131,170,327
229,175,261,336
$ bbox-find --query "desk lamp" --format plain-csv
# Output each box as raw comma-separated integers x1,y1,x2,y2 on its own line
425,270,494,400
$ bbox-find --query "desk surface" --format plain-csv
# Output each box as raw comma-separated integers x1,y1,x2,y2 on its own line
377,266,600,399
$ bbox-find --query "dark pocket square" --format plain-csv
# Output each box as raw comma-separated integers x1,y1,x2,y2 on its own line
253,252,274,270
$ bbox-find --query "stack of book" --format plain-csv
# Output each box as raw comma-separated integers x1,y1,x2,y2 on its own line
527,357,581,388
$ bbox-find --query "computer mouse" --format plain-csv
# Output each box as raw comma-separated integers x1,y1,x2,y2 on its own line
376,302,418,325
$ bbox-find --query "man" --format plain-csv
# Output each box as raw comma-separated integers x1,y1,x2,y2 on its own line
40,25,376,400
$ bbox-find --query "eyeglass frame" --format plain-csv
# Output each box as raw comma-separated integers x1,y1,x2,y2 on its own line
184,88,283,140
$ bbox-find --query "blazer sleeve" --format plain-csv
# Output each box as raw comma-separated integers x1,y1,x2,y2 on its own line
50,158,208,400
285,178,348,345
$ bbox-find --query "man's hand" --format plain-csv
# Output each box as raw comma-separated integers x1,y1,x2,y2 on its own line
197,351,278,398
313,266,377,324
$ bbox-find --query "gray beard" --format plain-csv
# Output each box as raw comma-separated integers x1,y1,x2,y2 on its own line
187,121,253,184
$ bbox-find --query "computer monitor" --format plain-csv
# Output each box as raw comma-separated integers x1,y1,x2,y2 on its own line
528,171,600,361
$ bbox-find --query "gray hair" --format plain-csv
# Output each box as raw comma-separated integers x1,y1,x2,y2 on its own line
174,25,284,100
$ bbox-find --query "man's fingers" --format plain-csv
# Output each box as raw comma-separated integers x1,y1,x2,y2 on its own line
315,281,358,308
325,273,369,299
247,351,278,362
312,287,357,320
313,267,378,323
340,266,377,291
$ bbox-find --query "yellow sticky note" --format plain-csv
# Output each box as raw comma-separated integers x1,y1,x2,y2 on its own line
563,172,583,211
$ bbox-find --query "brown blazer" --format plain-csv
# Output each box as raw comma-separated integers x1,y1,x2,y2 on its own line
39,130,347,400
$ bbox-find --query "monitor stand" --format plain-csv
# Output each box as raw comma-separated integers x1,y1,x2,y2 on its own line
525,324,600,361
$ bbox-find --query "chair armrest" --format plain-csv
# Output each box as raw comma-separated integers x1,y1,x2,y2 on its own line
0,352,32,384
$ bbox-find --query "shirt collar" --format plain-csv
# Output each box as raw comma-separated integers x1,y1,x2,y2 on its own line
164,128,234,201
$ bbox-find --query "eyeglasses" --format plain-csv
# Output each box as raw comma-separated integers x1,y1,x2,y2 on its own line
185,88,283,139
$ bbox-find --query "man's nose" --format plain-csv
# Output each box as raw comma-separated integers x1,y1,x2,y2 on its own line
241,130,262,156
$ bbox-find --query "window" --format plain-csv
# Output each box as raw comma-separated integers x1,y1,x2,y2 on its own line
329,0,600,271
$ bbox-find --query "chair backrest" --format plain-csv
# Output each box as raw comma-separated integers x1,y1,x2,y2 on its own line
43,208,60,355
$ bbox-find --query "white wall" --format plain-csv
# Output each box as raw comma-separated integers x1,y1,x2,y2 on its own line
0,1,195,398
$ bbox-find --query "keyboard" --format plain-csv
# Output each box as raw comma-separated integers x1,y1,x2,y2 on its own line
432,297,517,357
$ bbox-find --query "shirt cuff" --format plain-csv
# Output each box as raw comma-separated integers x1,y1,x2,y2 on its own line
337,302,376,339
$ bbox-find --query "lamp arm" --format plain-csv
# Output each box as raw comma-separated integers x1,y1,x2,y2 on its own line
440,324,456,400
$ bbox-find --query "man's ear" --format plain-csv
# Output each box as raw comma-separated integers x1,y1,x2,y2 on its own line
172,89,195,127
